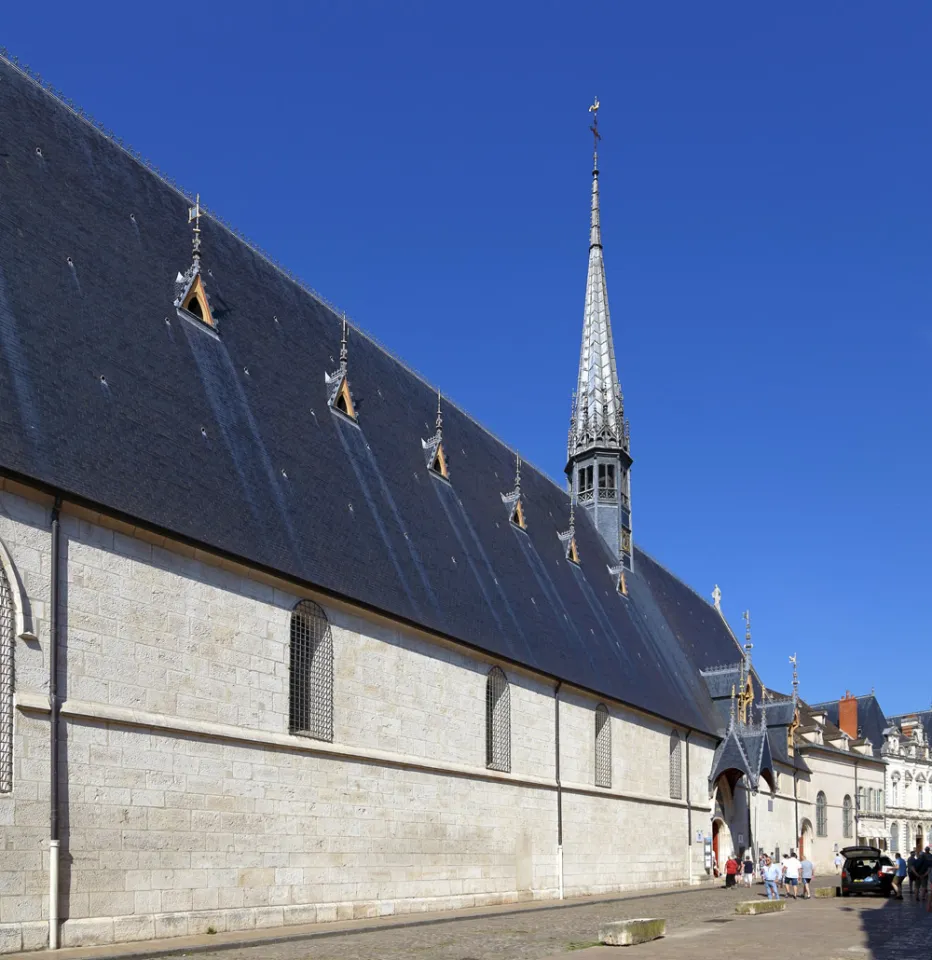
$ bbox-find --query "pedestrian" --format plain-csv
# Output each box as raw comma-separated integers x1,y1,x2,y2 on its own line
783,850,801,900
907,851,919,900
833,852,844,874
764,856,781,900
743,853,754,888
758,850,767,884
918,846,932,902
894,852,907,900
800,854,814,899
724,853,739,889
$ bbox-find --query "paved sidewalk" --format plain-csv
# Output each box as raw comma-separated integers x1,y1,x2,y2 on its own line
6,878,845,960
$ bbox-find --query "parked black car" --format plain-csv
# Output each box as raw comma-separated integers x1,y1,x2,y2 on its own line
840,845,896,897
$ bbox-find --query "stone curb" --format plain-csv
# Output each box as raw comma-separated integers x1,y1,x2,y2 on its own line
736,900,786,915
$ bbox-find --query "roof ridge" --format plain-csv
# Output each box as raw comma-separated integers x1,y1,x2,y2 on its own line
0,49,570,500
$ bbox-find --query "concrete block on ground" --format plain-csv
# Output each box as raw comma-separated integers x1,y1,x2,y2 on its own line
598,918,667,945
736,900,786,915
814,886,838,898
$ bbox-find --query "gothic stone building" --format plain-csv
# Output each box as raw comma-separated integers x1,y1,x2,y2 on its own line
0,57,890,952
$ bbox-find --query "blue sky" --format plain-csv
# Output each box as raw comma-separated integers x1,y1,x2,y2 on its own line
4,2,930,715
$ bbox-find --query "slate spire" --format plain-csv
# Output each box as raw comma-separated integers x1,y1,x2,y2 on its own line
565,99,633,568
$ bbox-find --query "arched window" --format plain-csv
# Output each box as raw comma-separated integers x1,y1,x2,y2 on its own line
289,600,333,741
890,822,899,855
0,557,13,793
842,795,853,838
669,731,683,800
816,791,827,836
594,704,611,788
858,786,865,812
486,667,511,772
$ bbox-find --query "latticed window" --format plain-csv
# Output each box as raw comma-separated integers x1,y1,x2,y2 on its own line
669,731,683,800
485,667,511,772
595,704,611,788
816,791,827,836
289,600,333,741
890,822,899,855
0,559,13,793
842,795,853,838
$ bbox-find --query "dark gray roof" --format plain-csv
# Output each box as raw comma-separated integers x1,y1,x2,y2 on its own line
811,696,887,758
885,710,932,744
0,56,749,735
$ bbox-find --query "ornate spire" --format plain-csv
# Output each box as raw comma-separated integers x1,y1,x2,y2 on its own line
326,313,357,420
189,193,202,266
568,97,627,462
501,453,526,529
422,389,449,479
173,192,214,327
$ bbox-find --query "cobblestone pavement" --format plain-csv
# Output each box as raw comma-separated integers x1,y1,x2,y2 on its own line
141,879,871,960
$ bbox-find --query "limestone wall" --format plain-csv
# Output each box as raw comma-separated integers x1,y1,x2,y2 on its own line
0,483,703,952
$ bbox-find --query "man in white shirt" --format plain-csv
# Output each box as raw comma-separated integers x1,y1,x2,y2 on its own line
763,856,782,900
783,851,801,900
834,852,844,874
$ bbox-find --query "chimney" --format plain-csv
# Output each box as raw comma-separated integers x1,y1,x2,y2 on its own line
839,691,858,740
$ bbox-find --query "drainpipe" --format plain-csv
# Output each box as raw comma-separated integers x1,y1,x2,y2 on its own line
684,730,692,882
793,768,799,855
49,496,61,950
856,759,861,844
554,681,563,900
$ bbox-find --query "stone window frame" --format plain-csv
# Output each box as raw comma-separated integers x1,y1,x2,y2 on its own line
816,791,827,836
842,794,853,838
669,730,683,800
594,703,611,789
288,600,334,742
485,666,511,773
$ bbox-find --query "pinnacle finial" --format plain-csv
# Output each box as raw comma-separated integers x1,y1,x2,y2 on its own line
712,584,722,611
435,389,443,434
589,96,601,168
789,653,799,702
743,609,753,657
339,313,348,369
514,453,522,494
188,193,202,265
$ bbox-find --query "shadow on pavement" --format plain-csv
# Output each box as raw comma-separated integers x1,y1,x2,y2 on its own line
860,893,931,958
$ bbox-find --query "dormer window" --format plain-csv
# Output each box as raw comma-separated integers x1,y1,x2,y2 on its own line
501,454,526,531
181,274,213,326
332,378,356,420
422,390,450,481
431,443,449,478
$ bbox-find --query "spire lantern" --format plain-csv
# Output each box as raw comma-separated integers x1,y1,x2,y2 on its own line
565,99,633,569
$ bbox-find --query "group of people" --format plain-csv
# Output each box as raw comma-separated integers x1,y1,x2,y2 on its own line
721,851,813,900
892,847,932,907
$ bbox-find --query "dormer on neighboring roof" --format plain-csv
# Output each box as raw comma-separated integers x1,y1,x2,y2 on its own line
173,195,215,328
607,562,628,596
325,314,357,421
557,499,580,564
421,390,449,480
501,454,527,530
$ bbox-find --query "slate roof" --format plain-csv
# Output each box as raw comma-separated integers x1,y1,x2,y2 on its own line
0,56,751,736
812,695,888,757
885,709,932,744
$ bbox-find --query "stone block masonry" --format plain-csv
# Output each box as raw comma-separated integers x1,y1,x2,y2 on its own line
0,486,711,952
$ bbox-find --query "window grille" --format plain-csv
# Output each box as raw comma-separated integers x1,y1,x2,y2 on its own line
485,667,511,772
669,731,683,800
595,704,611,788
0,559,12,793
842,795,853,838
816,791,827,836
890,822,899,855
288,600,333,741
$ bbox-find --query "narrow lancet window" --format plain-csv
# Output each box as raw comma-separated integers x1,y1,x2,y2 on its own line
289,600,334,742
595,704,611,788
485,666,511,772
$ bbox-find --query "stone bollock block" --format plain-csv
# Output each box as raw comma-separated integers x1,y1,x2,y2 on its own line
598,918,666,945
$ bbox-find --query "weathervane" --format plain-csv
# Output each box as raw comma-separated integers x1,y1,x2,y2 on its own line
188,193,202,265
589,96,601,161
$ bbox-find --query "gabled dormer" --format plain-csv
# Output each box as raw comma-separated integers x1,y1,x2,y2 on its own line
173,194,215,329
501,454,527,531
422,391,449,480
326,315,357,422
